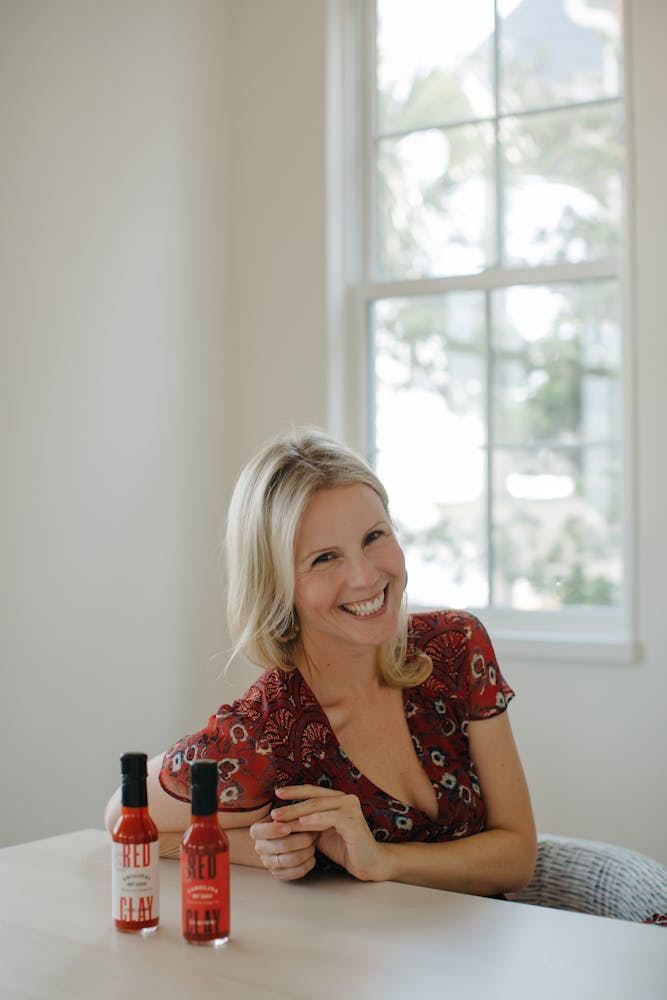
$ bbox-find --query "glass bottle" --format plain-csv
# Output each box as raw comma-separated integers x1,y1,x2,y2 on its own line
111,752,159,933
181,760,230,946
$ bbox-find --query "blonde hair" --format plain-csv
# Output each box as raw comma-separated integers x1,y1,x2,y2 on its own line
225,427,431,687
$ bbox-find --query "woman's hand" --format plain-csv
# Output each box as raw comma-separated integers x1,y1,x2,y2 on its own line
248,814,318,881
267,785,391,882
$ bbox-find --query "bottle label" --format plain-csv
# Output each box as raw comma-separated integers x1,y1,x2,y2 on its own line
111,841,159,924
181,850,230,941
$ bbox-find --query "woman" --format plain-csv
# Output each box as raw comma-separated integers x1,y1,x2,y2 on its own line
105,427,536,895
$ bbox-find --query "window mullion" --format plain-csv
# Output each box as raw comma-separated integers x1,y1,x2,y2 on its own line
485,288,495,608
494,0,504,270
363,259,621,302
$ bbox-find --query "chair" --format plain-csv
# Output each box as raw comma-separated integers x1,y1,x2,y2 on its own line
508,833,667,924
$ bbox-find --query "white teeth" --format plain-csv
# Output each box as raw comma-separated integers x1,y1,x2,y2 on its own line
342,590,386,617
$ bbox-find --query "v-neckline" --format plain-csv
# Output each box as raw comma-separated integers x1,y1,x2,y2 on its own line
294,669,441,823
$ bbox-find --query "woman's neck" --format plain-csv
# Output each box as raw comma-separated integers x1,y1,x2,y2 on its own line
294,640,382,710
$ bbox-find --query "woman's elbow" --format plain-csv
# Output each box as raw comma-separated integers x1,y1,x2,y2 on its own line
505,831,538,894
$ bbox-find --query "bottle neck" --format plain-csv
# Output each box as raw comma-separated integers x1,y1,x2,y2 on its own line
189,810,220,823
191,783,217,817
121,778,148,809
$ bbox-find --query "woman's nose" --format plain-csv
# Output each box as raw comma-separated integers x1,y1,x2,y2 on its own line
346,550,379,588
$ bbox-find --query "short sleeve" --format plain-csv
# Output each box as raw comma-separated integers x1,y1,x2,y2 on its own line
466,614,514,720
159,681,278,812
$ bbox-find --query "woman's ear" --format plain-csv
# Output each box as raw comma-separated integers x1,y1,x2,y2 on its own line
277,610,300,644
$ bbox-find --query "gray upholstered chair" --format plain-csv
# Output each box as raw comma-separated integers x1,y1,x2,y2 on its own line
508,833,667,924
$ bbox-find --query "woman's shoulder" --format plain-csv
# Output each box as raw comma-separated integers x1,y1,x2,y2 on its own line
220,668,323,749
408,608,487,648
407,609,512,715
232,667,291,710
407,609,494,684
160,668,306,809
232,666,313,717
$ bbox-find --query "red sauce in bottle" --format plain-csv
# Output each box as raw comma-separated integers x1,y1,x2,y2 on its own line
181,760,230,945
111,752,159,933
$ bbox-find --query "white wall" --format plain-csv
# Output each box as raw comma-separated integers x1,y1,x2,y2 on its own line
0,0,232,846
225,0,330,471
3,0,665,865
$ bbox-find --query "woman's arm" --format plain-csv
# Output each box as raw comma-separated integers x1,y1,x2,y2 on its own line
267,712,536,896
379,712,536,894
103,753,273,865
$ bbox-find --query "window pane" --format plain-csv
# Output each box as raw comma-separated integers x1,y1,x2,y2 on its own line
492,281,621,445
372,294,488,607
501,103,624,266
376,0,495,134
367,2,626,623
377,123,496,279
492,445,622,609
499,0,623,114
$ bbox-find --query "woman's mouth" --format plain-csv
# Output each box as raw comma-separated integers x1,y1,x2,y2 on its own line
340,587,387,617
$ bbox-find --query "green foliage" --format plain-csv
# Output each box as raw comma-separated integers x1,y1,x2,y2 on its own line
379,68,476,135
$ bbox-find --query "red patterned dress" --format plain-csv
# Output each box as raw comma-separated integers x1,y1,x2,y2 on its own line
160,610,514,848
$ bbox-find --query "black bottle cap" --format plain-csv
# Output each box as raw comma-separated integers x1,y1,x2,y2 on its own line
121,752,148,777
120,752,148,807
191,760,219,816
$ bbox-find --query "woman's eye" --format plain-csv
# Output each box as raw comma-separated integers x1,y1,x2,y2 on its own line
365,529,385,545
312,551,335,566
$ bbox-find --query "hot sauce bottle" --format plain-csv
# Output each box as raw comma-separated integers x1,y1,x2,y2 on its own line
181,760,230,946
111,752,159,933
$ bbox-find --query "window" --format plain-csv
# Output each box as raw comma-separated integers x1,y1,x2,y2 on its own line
353,0,631,657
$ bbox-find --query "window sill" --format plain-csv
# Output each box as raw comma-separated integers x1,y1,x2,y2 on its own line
489,632,638,666
409,604,637,665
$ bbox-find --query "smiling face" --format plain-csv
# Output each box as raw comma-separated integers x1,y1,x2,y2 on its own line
292,483,406,663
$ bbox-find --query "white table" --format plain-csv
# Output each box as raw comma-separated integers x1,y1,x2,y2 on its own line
1,830,665,999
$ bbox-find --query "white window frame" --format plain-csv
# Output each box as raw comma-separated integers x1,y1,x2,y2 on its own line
326,0,636,664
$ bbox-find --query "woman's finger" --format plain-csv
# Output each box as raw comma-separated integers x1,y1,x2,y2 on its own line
252,831,316,855
274,785,346,801
266,853,317,882
254,836,317,882
249,819,292,841
257,844,315,870
295,811,344,832
271,792,359,824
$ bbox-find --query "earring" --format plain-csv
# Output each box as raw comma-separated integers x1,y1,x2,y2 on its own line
280,612,300,643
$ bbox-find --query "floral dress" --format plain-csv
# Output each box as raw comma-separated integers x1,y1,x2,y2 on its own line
160,610,514,847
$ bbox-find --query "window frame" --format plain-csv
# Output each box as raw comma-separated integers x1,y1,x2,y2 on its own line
326,0,636,663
